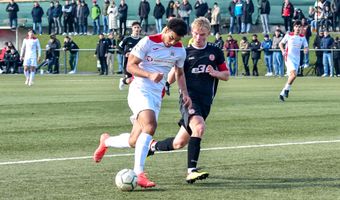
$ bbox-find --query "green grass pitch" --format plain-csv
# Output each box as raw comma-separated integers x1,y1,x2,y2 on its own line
1,75,340,199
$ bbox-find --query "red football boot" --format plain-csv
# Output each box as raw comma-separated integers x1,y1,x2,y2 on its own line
137,172,156,188
93,133,109,163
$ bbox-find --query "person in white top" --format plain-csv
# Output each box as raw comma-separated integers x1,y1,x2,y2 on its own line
279,20,308,101
93,18,191,188
20,29,41,86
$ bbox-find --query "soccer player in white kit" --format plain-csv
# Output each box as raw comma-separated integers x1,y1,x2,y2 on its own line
20,29,41,86
93,18,191,188
279,20,308,101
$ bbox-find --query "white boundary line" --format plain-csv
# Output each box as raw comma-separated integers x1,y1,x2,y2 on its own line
1,139,340,166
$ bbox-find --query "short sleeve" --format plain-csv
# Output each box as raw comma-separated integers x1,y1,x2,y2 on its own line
130,36,149,60
175,47,186,68
280,34,289,45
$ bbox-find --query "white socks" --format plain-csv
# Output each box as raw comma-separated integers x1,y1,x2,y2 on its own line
29,71,35,84
280,83,291,95
134,132,152,175
104,133,131,148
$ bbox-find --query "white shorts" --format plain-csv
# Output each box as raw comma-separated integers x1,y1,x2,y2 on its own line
23,58,37,67
128,85,162,122
285,60,299,73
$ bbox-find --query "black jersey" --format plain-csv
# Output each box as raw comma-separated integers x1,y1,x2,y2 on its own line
119,36,142,55
184,42,225,105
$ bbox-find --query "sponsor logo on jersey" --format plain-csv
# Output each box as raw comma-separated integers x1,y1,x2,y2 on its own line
146,56,153,61
188,56,195,60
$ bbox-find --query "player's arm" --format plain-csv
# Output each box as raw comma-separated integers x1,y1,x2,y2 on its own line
20,39,26,60
37,40,41,61
175,66,191,108
279,34,288,55
207,63,229,81
127,54,164,83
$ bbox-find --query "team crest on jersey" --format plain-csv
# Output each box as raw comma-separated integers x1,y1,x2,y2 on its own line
209,54,215,61
170,51,175,57
146,56,153,61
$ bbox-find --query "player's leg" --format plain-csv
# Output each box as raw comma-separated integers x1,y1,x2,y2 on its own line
279,68,297,101
151,126,190,153
93,120,141,163
186,115,209,183
134,110,157,187
24,65,30,85
29,66,36,86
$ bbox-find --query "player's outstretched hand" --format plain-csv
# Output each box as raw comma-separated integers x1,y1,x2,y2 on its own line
149,72,164,83
182,94,192,109
207,65,218,77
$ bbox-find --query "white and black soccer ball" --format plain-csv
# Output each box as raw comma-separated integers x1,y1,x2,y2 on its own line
115,169,137,191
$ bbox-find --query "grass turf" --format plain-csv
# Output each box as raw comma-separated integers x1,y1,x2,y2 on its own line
0,75,340,199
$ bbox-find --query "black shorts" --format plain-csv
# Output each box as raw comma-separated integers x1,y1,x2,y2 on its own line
178,95,211,135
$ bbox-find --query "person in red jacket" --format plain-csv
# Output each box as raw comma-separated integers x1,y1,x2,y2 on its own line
281,0,294,32
224,34,239,76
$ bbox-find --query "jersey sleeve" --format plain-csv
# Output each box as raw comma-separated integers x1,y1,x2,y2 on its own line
302,37,308,49
130,36,149,60
175,47,186,68
280,33,289,45
37,39,41,58
20,39,26,58
215,48,225,65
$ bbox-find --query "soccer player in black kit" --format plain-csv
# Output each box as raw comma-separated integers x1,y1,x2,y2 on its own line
118,21,141,90
149,17,230,183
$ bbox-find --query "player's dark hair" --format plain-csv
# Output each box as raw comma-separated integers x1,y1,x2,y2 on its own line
167,18,187,37
293,20,302,26
131,21,140,27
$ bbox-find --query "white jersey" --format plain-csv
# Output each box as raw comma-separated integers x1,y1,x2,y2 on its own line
280,32,308,71
20,37,41,59
130,34,186,96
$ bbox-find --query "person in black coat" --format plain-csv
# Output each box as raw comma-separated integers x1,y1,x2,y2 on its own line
249,34,261,76
6,0,19,29
118,0,128,35
63,36,79,73
333,37,340,76
79,1,89,35
153,0,165,33
242,0,254,34
138,0,150,33
95,33,109,75
194,0,208,18
259,0,270,34
53,1,63,34
31,1,44,35
313,31,324,76
47,34,61,74
46,2,55,35
165,0,175,21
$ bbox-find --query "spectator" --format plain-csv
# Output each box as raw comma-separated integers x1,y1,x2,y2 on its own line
53,0,62,35
71,0,79,35
79,0,89,35
281,0,294,32
62,0,73,35
313,30,324,76
3,46,11,73
118,0,128,35
239,36,250,76
102,0,110,35
106,32,116,75
116,33,124,74
228,0,237,34
6,0,19,29
293,8,305,23
321,5,333,31
249,34,261,76
211,2,220,35
165,0,175,21
204,8,212,23
31,1,44,35
300,18,312,71
153,0,165,34
307,6,315,24
138,0,150,34
107,1,118,33
224,34,239,76
95,33,109,75
47,34,61,74
0,42,9,73
320,30,334,77
235,0,243,34
46,1,55,35
194,0,208,18
8,47,21,74
258,0,270,34
331,0,340,31
174,1,181,18
261,34,273,76
272,28,284,77
242,0,254,34
179,0,192,32
311,6,323,33
37,44,53,73
63,36,79,74
214,32,224,50
91,1,101,35
333,36,340,76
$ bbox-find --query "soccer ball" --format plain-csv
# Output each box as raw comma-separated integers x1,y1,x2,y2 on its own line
115,169,137,191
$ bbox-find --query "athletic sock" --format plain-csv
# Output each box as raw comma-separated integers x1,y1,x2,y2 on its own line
187,137,201,173
104,133,131,148
24,70,29,79
154,137,175,151
29,71,35,83
284,83,291,91
134,132,152,175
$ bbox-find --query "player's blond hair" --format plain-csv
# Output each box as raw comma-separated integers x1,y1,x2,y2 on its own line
191,17,211,32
